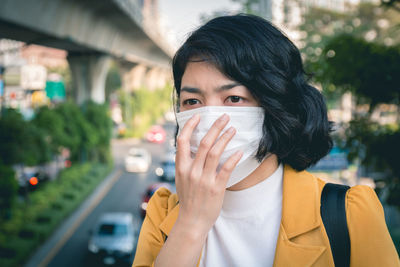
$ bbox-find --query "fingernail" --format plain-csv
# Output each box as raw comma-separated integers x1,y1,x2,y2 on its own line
220,113,229,122
192,114,200,120
227,127,235,134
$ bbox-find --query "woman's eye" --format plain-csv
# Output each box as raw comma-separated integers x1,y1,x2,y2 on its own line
227,96,244,103
183,99,200,105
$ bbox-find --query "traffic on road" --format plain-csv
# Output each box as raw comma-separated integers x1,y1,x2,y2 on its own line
47,123,177,267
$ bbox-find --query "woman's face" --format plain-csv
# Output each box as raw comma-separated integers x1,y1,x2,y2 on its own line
179,61,259,111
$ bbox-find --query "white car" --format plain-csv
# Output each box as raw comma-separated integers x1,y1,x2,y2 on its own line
124,147,152,173
88,212,137,265
155,149,176,182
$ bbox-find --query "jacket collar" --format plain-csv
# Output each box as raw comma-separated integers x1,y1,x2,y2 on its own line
159,201,179,237
158,164,326,265
273,165,326,266
280,165,321,238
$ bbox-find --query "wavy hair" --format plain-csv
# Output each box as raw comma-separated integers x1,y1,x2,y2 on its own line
172,14,333,171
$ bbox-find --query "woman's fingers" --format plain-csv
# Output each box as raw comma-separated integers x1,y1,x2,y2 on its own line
216,151,243,187
202,127,236,175
192,114,230,170
176,114,200,163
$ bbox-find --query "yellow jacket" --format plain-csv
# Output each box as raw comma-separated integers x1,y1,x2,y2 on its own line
133,165,399,266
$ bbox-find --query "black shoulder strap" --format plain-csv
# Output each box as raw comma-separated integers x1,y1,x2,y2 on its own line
320,183,351,267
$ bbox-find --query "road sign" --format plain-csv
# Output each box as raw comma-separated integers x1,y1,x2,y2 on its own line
45,80,65,100
20,64,47,90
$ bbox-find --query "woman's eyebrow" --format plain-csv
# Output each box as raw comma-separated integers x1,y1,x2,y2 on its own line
181,83,241,94
181,86,202,94
215,82,241,92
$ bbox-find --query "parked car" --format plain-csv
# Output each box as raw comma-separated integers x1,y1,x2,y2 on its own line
140,183,175,218
155,151,176,182
124,147,151,173
145,125,166,144
88,212,137,265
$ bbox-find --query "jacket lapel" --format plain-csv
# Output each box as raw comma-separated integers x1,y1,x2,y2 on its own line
273,165,326,267
159,202,179,237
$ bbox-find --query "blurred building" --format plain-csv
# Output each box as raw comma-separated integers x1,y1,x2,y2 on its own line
0,39,25,68
252,0,379,42
0,39,67,115
0,39,67,69
21,45,67,68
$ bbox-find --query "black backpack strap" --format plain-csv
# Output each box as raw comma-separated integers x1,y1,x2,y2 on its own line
320,183,351,267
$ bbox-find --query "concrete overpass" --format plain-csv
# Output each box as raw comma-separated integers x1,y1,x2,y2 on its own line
0,0,173,104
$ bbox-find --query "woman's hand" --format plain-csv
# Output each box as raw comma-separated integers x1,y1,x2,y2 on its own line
154,113,242,267
175,113,243,235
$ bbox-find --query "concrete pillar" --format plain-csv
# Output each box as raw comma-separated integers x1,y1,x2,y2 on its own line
118,63,171,92
159,68,172,88
145,67,164,91
146,67,171,90
67,53,111,104
154,68,165,89
118,62,148,92
119,62,136,92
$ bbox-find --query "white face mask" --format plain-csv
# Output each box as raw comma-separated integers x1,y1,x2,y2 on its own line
176,106,265,188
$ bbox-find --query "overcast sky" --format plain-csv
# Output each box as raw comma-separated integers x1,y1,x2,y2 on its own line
158,0,241,48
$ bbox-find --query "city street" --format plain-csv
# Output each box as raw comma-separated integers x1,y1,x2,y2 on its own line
1,0,399,266
46,123,177,267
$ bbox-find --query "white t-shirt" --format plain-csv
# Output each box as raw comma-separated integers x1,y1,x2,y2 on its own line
199,164,283,267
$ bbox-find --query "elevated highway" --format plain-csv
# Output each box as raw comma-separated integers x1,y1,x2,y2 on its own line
0,0,173,103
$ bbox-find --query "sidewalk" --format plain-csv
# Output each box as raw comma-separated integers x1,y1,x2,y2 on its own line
25,167,123,267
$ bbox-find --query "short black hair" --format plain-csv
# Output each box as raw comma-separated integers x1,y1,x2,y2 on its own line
172,14,333,171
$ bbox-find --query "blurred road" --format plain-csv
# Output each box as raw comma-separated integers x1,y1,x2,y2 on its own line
47,122,177,267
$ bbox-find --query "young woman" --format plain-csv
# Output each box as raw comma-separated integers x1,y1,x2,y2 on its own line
133,14,399,267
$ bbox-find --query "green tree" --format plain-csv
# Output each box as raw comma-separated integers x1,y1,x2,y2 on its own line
54,101,97,162
83,101,112,163
231,0,263,15
0,109,50,166
300,3,400,103
321,34,400,206
0,164,17,220
322,34,400,108
32,106,69,155
118,84,173,138
382,0,400,11
105,62,122,100
300,0,400,212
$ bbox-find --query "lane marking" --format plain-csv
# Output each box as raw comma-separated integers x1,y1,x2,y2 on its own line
39,169,123,267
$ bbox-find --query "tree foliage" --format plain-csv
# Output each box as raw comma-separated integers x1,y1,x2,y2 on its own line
32,106,69,155
83,101,112,163
0,101,113,166
105,62,122,99
303,3,400,207
0,164,17,220
0,109,50,166
119,84,173,138
231,0,263,15
53,101,98,161
339,116,400,206
382,0,400,11
323,34,400,108
300,3,400,102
